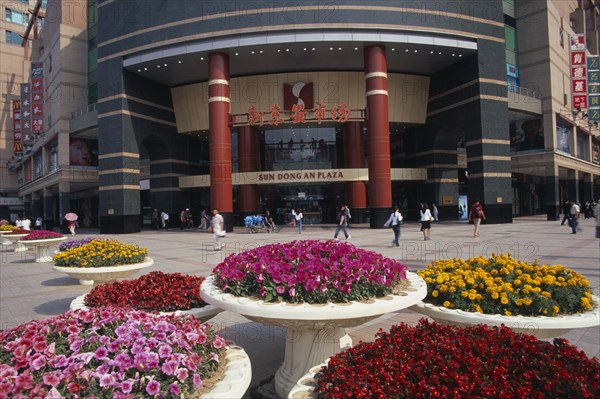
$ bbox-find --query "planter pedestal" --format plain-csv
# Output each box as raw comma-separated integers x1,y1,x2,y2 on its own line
199,346,252,399
20,237,67,262
409,295,600,338
0,231,17,245
53,258,154,286
201,272,427,398
2,234,29,252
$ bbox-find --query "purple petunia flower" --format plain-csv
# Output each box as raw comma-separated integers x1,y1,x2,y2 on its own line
146,380,161,396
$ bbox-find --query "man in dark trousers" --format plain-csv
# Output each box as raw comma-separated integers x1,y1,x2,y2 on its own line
560,200,571,225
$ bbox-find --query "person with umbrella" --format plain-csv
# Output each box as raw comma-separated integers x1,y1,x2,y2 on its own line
65,213,79,237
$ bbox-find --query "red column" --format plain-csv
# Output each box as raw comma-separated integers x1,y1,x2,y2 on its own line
344,122,366,221
364,45,392,227
238,125,259,212
208,53,233,228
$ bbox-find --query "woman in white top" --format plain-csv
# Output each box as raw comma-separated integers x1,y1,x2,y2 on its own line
384,207,403,247
419,203,432,241
21,218,31,231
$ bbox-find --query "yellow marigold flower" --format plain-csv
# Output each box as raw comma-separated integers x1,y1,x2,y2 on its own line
541,291,552,299
442,301,451,307
581,297,591,310
553,305,560,314
468,293,476,300
461,291,469,298
432,290,439,298
474,305,483,313
514,279,521,286
501,297,509,305
504,310,512,316
491,292,499,300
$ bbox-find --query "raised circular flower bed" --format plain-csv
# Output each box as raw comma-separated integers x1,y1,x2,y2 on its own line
18,230,66,262
2,230,30,252
70,272,222,322
52,239,152,285
0,307,251,398
288,320,600,399
410,254,600,338
0,225,18,245
201,240,427,398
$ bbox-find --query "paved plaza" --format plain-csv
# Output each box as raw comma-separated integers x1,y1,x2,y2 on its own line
1,216,599,397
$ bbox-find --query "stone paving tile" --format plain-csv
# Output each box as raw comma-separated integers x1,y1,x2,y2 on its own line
1,216,599,398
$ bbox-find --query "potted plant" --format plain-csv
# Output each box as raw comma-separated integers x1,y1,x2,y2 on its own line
0,307,251,398
289,319,600,399
52,239,154,286
201,240,427,398
18,230,67,263
70,272,222,322
409,254,599,337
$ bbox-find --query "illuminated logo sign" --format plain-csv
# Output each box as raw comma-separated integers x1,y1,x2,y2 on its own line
283,82,314,110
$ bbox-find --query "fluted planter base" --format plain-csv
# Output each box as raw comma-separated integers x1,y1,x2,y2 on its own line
20,237,67,262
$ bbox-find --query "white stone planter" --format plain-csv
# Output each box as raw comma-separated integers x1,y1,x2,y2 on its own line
409,295,600,338
201,272,427,398
70,293,223,323
53,258,154,286
198,345,252,399
288,361,327,399
0,230,18,245
20,237,67,262
2,233,29,252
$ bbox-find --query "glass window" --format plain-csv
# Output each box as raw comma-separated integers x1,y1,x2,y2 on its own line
261,125,338,171
576,131,589,160
37,17,44,28
88,83,97,105
5,9,28,25
505,26,517,52
34,153,42,178
88,1,98,28
5,30,23,45
48,146,58,173
556,117,572,154
88,45,97,72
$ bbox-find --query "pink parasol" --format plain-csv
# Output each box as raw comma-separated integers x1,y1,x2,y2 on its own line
64,213,78,221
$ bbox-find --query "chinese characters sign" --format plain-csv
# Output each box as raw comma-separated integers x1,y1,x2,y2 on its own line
587,56,600,122
20,83,32,144
31,62,44,133
242,102,358,127
12,100,22,154
570,35,587,110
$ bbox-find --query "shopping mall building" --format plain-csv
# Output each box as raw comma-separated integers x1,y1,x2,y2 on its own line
3,0,599,233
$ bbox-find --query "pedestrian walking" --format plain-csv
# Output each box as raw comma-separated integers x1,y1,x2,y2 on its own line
333,205,351,240
345,204,352,227
384,207,403,246
151,209,159,230
199,209,208,229
419,203,432,240
569,201,581,234
293,208,303,234
468,200,486,238
35,217,43,230
180,209,187,230
594,201,600,246
211,208,225,250
67,220,78,236
432,203,439,222
161,211,169,229
15,217,22,228
560,200,571,225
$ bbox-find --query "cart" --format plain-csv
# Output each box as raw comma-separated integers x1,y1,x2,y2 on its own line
244,215,281,233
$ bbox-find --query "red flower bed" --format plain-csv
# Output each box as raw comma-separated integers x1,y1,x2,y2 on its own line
20,230,64,240
315,320,600,399
84,272,206,312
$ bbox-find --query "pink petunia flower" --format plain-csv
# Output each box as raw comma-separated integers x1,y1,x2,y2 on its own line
145,380,161,396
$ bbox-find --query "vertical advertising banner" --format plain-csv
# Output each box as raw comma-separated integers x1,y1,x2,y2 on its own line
587,56,600,122
31,62,44,133
570,35,587,110
20,83,32,145
12,100,22,154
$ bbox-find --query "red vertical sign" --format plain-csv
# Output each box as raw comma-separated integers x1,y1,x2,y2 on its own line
570,35,587,111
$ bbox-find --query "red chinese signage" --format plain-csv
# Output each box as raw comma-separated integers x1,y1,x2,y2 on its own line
570,35,587,112
31,62,44,133
242,101,358,127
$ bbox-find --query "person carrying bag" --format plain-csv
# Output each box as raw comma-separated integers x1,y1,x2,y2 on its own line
384,207,403,247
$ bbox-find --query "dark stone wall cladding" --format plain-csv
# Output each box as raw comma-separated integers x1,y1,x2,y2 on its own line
97,0,505,56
